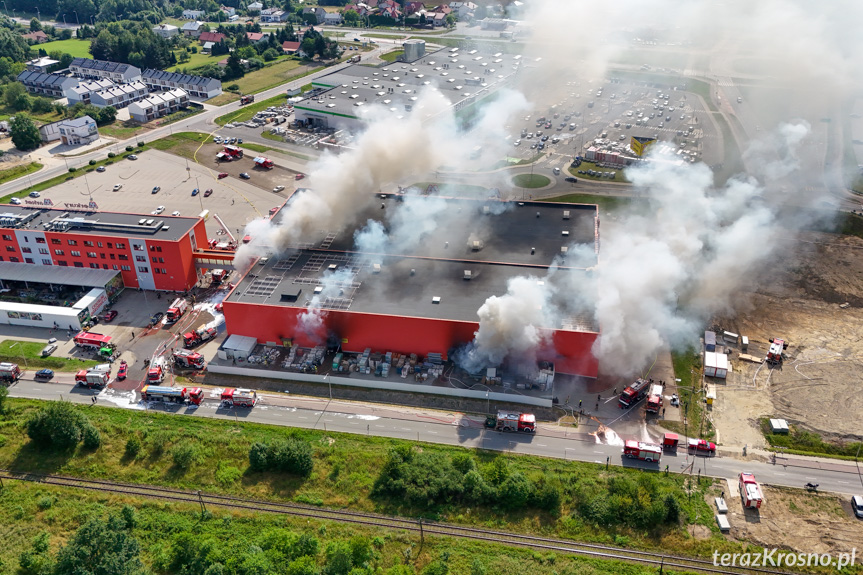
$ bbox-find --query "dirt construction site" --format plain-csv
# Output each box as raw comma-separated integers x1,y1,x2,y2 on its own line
710,229,863,449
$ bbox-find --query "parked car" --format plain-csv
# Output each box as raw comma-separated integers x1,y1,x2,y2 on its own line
171,211,181,216
113,184,123,191
688,439,717,455
273,185,285,192
215,302,224,312
192,188,199,196
10,197,21,204
295,173,305,180
40,344,58,357
96,166,106,172
102,310,118,322
565,177,578,183
29,191,40,198
218,172,229,179
35,369,54,381
154,206,165,214
239,173,251,180
151,186,161,194
127,154,138,160
204,189,213,197
237,138,243,144
150,311,164,324
117,361,128,381
852,495,863,519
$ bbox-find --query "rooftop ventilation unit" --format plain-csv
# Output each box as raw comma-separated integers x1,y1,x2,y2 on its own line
138,219,147,225
561,246,568,255
463,270,472,280
482,206,490,215
280,287,302,302
562,230,569,236
563,210,571,219
314,286,323,294
372,263,381,273
328,264,338,271
432,296,441,304
471,240,483,251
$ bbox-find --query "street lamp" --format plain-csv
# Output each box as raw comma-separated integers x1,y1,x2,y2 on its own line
73,10,79,25
1,2,8,17
34,6,39,20
324,373,331,399
62,13,66,25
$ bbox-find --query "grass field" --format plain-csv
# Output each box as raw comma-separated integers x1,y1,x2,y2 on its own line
0,340,98,371
0,396,742,563
512,173,551,188
99,121,147,140
169,51,222,72
207,91,241,106
0,162,42,185
216,94,288,126
239,141,273,154
662,350,715,442
543,193,644,215
36,38,92,58
379,49,403,62
232,59,310,95
760,418,862,460
0,482,655,575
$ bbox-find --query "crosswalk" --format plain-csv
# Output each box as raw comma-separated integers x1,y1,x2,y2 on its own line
716,77,735,87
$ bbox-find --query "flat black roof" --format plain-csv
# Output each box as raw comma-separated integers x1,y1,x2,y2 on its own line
228,196,599,331
0,206,199,242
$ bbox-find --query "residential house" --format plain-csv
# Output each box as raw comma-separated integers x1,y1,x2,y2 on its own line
220,5,236,16
57,116,99,145
38,120,62,142
64,78,115,106
25,57,58,73
69,58,142,83
199,31,227,44
128,89,189,123
181,21,204,37
404,1,425,15
281,41,301,54
89,81,149,109
379,5,402,19
218,57,249,68
323,12,343,25
260,8,289,22
431,4,452,15
152,24,179,38
16,71,78,98
245,32,268,43
182,9,204,19
247,1,263,11
429,11,447,26
142,69,223,99
202,42,215,53
302,7,326,23
448,1,476,18
22,30,48,43
345,3,370,16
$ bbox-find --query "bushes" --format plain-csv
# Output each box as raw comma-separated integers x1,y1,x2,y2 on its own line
68,167,77,173
573,474,681,530
26,401,98,450
125,435,142,458
172,443,202,470
125,145,134,152
88,159,96,165
108,152,116,158
248,437,314,477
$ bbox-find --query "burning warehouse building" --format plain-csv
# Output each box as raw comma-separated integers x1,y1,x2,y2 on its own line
220,192,600,379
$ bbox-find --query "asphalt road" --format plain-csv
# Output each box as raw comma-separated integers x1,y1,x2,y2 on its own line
6,378,862,498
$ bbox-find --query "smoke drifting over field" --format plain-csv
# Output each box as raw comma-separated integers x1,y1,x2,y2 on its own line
233,0,858,377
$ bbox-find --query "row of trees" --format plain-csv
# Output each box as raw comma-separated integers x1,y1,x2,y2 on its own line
87,20,177,69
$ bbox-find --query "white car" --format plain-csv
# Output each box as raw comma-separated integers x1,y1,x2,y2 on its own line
113,184,123,191
154,206,165,214
29,191,40,197
552,167,560,175
273,185,285,192
10,197,22,204
514,140,521,146
171,211,181,216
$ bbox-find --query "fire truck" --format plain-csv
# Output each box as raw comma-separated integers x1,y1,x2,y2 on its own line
141,385,204,405
253,156,274,169
622,440,662,462
74,331,114,351
211,269,229,285
646,383,664,414
739,472,763,509
183,326,217,348
147,365,165,384
166,298,188,322
485,410,536,433
0,362,22,383
619,378,651,408
223,145,243,159
220,388,258,407
173,348,206,369
75,366,110,388
766,338,787,365
239,94,255,105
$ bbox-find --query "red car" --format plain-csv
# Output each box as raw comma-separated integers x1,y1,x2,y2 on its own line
688,438,717,455
204,189,213,197
102,310,118,322
215,302,224,312
295,173,305,180
217,172,229,179
117,360,128,381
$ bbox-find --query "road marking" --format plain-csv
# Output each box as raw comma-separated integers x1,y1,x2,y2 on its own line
774,473,786,476
297,416,308,419
536,443,547,447
374,424,386,428
428,431,438,434
594,450,605,454
837,480,849,484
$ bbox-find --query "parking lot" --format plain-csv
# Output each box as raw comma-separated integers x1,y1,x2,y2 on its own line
501,76,720,177
34,150,291,239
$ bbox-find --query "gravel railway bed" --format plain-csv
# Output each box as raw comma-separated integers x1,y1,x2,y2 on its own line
0,469,803,575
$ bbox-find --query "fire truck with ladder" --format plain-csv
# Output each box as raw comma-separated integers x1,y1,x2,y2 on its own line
75,364,111,388
619,378,651,408
141,385,203,405
485,410,536,433
220,388,258,407
147,364,165,384
766,338,787,365
646,383,664,414
0,362,22,383
166,298,188,323
623,440,662,463
183,326,217,348
173,348,206,370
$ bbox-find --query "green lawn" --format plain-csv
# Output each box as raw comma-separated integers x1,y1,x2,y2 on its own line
169,50,222,72
0,162,42,185
0,397,739,562
512,173,551,188
231,59,315,95
239,141,273,154
36,38,92,58
543,193,643,214
206,91,241,106
662,349,715,442
379,49,403,62
99,121,146,140
760,418,862,460
0,340,98,371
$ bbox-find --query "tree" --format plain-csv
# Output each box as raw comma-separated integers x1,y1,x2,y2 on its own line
30,18,43,32
97,106,117,125
262,47,280,61
343,9,359,26
445,14,455,27
0,385,7,414
10,114,41,152
0,27,31,62
54,515,144,575
224,51,245,79
3,81,27,109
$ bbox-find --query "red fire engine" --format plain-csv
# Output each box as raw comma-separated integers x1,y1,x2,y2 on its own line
619,378,650,408
623,440,662,463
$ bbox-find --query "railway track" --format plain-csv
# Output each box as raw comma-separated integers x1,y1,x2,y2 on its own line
0,469,801,575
